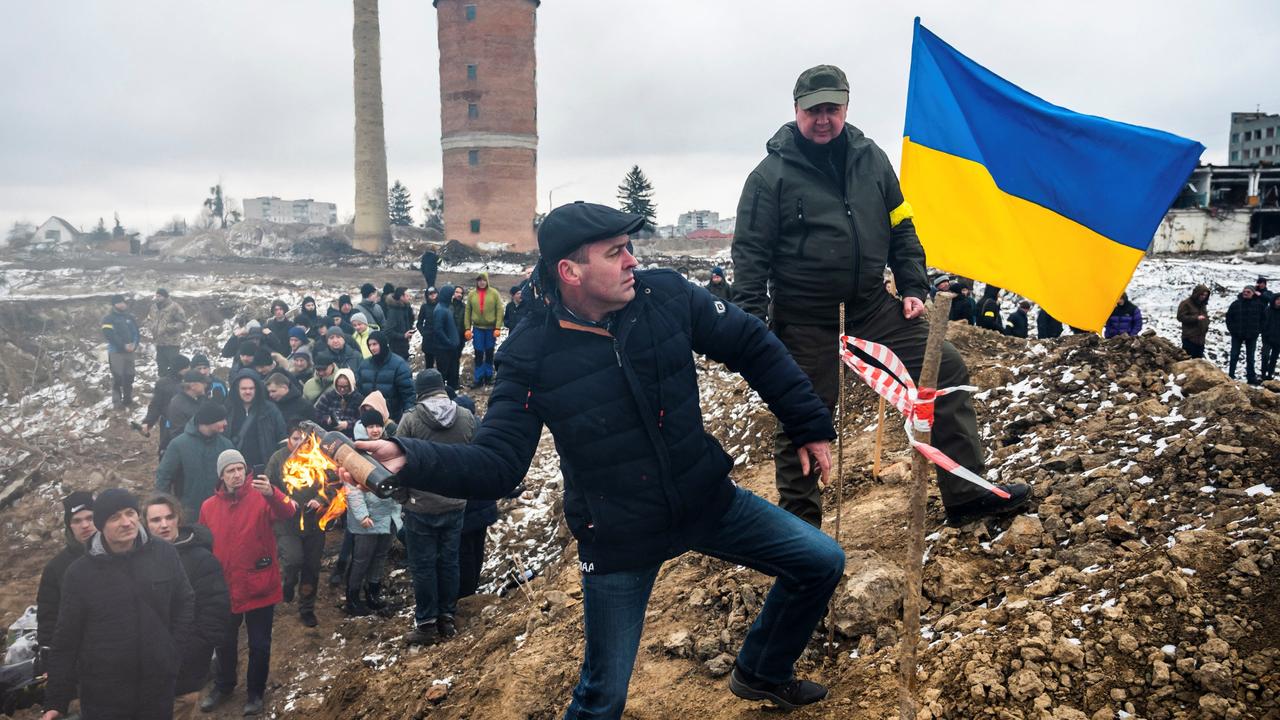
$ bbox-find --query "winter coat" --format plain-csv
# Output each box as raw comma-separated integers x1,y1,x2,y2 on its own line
265,317,292,355
383,296,415,352
344,484,400,535
1226,292,1266,338
949,293,976,324
1104,302,1144,338
1263,299,1280,346
265,444,324,536
44,529,194,718
227,369,288,471
156,418,236,520
1005,309,1029,339
172,524,230,695
324,339,363,371
325,304,355,336
395,396,477,514
143,374,181,438
465,275,504,330
976,296,1004,333
296,306,325,340
36,537,85,648
731,123,928,327
1177,284,1211,344
355,332,415,421
1037,309,1064,338
303,370,333,404
462,500,499,533
357,298,387,328
272,383,315,425
315,368,365,436
706,279,734,302
416,299,436,348
166,391,203,442
433,291,461,355
149,298,188,346
504,298,532,332
199,481,296,613
393,269,834,575
101,308,140,354
352,326,375,358
420,250,439,288
450,299,468,350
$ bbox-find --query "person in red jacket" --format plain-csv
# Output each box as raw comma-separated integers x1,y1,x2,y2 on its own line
198,448,297,716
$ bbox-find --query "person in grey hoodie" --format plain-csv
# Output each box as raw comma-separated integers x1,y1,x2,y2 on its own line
393,369,477,644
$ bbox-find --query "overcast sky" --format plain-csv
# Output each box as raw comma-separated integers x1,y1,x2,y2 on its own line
3,0,1277,236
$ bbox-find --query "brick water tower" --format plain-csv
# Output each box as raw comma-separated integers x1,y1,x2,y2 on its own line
435,0,539,252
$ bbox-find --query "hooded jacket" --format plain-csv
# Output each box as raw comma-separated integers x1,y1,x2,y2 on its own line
171,524,230,694
976,287,1004,333
383,294,415,352
264,316,293,355
101,307,140,354
325,302,355,336
156,417,237,520
36,535,86,649
227,369,287,471
297,299,325,339
395,395,477,514
1226,291,1266,338
731,123,928,327
315,368,365,436
432,285,462,353
465,273,504,330
44,528,194,718
1177,284,1211,344
393,269,833,575
355,331,415,421
357,297,387,328
199,480,295,614
1104,295,1144,338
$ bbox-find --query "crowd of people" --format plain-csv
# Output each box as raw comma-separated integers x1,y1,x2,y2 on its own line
41,275,533,718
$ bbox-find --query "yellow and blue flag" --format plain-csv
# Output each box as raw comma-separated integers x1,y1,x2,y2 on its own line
901,19,1203,331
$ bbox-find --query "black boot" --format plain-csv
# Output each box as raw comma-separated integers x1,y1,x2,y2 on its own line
944,483,1032,526
729,664,828,710
364,582,386,611
342,588,372,617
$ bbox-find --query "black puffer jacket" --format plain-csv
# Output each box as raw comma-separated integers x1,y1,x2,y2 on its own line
36,536,85,648
1264,298,1280,345
227,369,287,470
44,529,194,718
1226,293,1266,337
732,123,928,327
172,525,230,694
394,270,833,574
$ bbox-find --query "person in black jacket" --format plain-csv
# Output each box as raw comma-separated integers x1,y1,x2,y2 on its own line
143,494,230,719
1263,294,1280,381
266,372,315,425
101,294,140,408
975,285,1004,333
36,491,95,664
416,287,439,368
420,249,439,290
142,354,191,456
41,489,194,720
347,203,845,715
264,300,293,355
1005,300,1030,339
383,287,416,360
1226,285,1266,385
227,370,288,471
1036,308,1064,339
503,285,531,332
166,371,210,444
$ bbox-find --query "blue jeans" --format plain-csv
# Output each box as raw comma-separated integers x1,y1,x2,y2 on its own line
403,509,465,627
564,486,845,719
471,327,496,382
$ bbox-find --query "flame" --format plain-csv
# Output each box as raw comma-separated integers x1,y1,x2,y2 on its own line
282,433,348,530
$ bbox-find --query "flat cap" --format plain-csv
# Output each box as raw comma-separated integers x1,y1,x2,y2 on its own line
537,201,645,267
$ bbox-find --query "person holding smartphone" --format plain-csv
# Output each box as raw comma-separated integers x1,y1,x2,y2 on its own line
198,449,297,716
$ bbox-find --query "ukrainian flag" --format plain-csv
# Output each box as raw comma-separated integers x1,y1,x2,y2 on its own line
901,19,1203,331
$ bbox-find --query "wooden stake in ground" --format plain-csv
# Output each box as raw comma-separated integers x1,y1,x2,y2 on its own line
872,395,886,478
826,303,848,657
899,292,953,720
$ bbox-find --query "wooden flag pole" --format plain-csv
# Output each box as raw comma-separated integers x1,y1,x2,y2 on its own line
827,302,847,657
872,396,886,478
899,292,953,720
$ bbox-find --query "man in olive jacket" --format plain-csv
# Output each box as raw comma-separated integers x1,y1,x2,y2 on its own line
731,65,1028,527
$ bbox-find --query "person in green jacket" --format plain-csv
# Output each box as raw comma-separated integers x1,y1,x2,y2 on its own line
730,64,1029,528
463,272,504,387
303,351,337,404
155,402,236,520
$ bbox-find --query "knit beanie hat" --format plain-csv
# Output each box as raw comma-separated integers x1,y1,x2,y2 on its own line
92,488,139,531
62,491,95,529
288,326,308,340
252,348,274,367
312,350,335,368
239,341,260,358
711,266,725,279
191,353,211,368
338,294,352,307
361,283,377,298
216,449,247,478
360,408,385,427
182,370,209,385
194,401,227,426
455,394,477,414
350,312,369,326
414,369,446,398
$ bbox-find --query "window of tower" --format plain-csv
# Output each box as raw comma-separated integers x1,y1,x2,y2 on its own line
467,64,477,81
468,103,479,120
468,150,479,166
465,4,476,21
470,219,481,233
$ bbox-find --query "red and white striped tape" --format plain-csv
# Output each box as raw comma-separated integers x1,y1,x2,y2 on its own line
839,335,1010,499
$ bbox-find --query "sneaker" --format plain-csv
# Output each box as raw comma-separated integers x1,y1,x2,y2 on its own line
404,625,437,646
437,615,457,640
200,687,231,713
299,610,318,628
243,695,264,716
728,666,828,710
944,483,1032,526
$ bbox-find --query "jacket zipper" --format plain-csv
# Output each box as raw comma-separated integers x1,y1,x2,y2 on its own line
796,198,810,257
843,198,862,308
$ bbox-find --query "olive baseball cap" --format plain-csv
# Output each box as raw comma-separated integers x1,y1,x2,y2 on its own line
794,65,849,109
